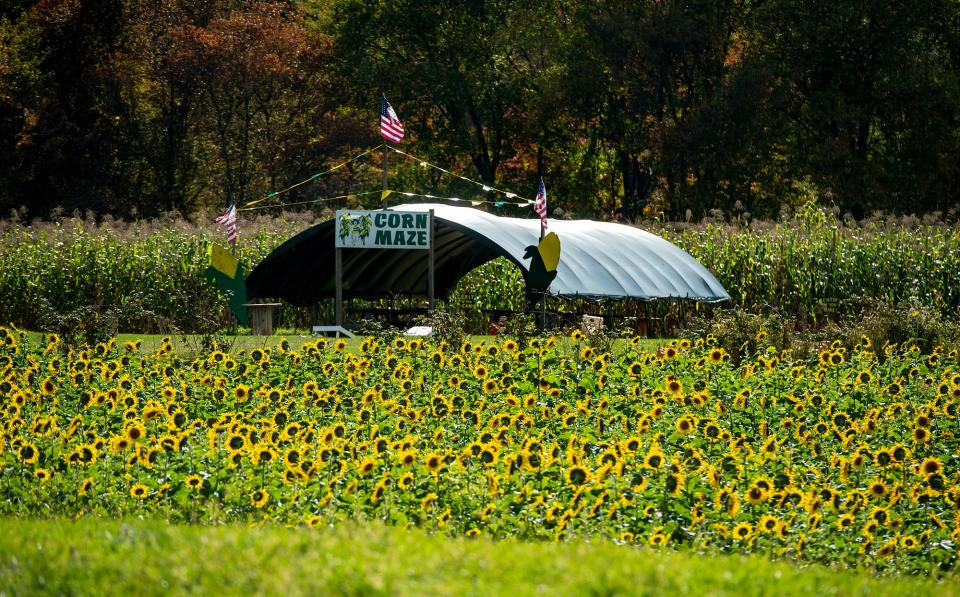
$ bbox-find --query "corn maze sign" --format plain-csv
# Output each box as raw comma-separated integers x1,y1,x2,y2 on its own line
335,210,431,249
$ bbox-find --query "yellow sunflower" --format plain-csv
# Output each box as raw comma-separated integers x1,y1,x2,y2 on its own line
185,474,204,491
130,483,149,500
251,487,270,508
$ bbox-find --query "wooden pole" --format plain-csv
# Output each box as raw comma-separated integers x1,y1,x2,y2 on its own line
335,247,343,326
539,220,546,326
428,209,435,311
540,290,547,331
382,145,389,201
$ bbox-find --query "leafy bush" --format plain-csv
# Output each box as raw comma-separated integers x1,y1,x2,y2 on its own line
821,297,960,356
683,308,818,362
417,306,468,348
689,299,960,364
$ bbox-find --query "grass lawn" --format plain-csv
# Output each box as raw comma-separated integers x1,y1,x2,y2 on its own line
0,518,954,597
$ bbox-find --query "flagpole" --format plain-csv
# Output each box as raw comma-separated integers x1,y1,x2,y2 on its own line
382,145,389,204
537,202,545,330
232,209,239,255
535,178,547,326
380,94,404,205
539,229,546,329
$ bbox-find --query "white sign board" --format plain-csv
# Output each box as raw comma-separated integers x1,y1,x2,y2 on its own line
335,210,431,249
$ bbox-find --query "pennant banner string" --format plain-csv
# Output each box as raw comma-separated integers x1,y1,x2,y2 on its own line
237,190,382,212
240,144,385,208
238,144,538,211
383,189,533,208
384,146,533,203
236,188,534,212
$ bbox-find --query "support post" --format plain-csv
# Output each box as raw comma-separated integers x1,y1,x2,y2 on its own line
428,209,435,311
244,303,282,336
540,291,546,331
335,248,343,326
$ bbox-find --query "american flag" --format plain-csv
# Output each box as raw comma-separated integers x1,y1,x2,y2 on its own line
380,95,404,143
533,177,547,230
215,203,238,244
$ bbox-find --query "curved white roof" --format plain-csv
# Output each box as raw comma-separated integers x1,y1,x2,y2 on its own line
396,203,729,301
246,203,729,304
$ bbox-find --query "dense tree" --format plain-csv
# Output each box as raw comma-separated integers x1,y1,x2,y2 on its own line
755,0,960,216
330,0,567,192
0,0,958,218
0,0,130,215
115,0,224,214
0,1,354,216
162,3,334,208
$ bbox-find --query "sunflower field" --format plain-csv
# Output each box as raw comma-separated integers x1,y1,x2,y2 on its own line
2,325,960,576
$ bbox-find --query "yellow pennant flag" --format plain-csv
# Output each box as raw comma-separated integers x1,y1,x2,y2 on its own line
209,243,238,279
381,189,393,201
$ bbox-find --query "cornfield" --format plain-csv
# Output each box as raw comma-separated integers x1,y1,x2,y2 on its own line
1,207,958,333
661,207,960,321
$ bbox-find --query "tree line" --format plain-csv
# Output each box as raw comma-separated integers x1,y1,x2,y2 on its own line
1,0,958,221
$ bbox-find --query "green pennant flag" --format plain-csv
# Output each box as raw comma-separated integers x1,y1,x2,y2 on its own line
204,244,248,327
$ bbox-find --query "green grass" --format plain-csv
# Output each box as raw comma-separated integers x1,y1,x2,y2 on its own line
0,518,954,596
23,330,346,354
21,330,671,355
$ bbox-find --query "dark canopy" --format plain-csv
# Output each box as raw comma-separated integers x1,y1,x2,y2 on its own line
245,203,729,305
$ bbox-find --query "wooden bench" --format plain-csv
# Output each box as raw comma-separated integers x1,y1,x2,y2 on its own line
311,325,356,338
404,325,433,337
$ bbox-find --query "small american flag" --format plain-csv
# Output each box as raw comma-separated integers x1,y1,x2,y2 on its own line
215,203,238,244
380,95,404,143
533,177,547,230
